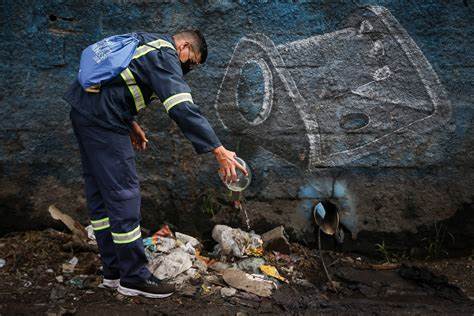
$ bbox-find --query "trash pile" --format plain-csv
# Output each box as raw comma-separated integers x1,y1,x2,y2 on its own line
141,224,294,298
1,204,470,315
48,204,306,299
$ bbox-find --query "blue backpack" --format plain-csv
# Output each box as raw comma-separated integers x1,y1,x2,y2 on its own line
78,33,140,92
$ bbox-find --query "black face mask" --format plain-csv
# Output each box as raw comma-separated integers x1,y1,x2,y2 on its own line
181,60,192,75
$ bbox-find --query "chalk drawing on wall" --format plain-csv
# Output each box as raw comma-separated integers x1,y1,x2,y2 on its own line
214,6,452,169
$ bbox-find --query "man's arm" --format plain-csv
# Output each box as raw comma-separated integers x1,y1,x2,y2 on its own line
138,47,247,181
167,101,221,154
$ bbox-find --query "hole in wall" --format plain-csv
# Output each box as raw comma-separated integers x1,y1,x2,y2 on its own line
313,200,340,235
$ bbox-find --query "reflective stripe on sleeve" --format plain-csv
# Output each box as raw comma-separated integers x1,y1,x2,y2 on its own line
120,68,146,111
91,217,110,231
111,226,142,244
133,39,176,59
120,39,175,112
163,93,193,112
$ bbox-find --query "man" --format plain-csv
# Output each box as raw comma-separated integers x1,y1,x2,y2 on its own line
64,30,247,299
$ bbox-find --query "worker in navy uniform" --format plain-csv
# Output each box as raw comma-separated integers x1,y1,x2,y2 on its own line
64,30,247,299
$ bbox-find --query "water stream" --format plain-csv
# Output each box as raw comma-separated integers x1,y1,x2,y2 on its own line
234,191,251,231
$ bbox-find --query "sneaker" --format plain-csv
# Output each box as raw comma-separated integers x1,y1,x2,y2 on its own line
99,278,120,289
118,275,175,299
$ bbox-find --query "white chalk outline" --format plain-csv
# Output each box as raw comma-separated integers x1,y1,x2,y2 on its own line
214,6,452,168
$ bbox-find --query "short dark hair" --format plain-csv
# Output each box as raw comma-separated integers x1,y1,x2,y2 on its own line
176,29,208,63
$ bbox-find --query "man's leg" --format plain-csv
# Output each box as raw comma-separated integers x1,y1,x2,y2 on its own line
70,109,150,283
70,110,120,281
84,168,121,281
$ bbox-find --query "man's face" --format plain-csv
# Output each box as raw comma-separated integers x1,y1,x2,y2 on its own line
178,42,201,75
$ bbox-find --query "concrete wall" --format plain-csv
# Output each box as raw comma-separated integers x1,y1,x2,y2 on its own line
0,1,472,252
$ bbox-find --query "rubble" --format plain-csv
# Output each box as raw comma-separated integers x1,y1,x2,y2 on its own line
49,285,67,301
220,287,237,297
261,226,291,254
48,205,88,244
222,269,275,297
62,257,78,274
0,226,472,314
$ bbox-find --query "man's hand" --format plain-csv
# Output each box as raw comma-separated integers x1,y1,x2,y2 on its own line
213,146,248,183
130,121,148,151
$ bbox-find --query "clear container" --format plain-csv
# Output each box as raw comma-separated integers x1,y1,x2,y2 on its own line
219,157,252,192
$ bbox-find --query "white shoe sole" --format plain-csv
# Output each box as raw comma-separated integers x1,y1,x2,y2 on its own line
117,284,174,299
99,278,120,289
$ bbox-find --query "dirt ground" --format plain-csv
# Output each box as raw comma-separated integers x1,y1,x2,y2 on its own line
0,230,472,315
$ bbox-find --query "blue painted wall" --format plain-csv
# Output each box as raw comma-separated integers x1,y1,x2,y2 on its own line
0,1,472,251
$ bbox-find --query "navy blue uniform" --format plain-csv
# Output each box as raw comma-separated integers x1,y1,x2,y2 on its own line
65,33,221,283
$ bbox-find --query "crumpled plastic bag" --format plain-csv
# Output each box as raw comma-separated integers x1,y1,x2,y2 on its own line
148,248,193,280
212,225,263,258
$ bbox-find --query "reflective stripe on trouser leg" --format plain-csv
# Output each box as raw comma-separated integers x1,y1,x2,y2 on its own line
91,217,110,231
111,225,141,244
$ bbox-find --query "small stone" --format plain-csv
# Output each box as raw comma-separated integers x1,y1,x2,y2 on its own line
180,284,198,297
50,285,67,301
55,275,64,283
294,278,315,288
46,268,54,274
0,259,5,268
172,268,198,288
204,274,224,286
261,226,291,254
220,287,237,297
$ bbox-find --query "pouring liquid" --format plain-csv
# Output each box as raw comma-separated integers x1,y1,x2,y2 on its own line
233,192,251,231
220,157,252,230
